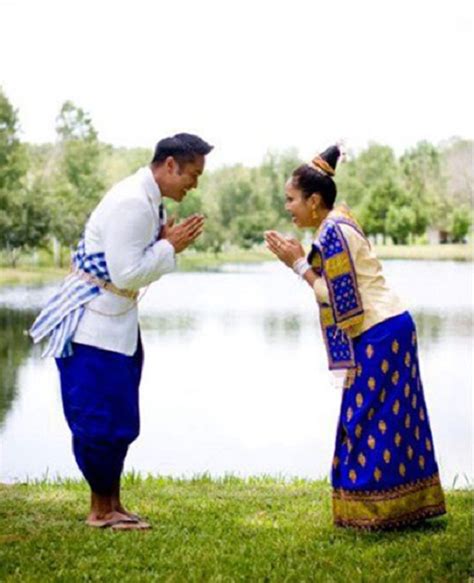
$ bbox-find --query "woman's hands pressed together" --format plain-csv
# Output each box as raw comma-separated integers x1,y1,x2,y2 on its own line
264,230,305,268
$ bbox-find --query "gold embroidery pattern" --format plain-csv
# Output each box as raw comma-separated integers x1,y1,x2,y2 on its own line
349,469,357,483
368,377,376,391
379,388,386,403
394,433,402,447
333,456,340,469
414,426,420,440
425,438,432,451
419,455,425,470
368,408,375,421
407,446,414,460
383,449,391,463
412,394,417,409
399,463,406,477
419,407,426,421
346,407,353,422
378,420,387,435
381,359,389,374
356,393,364,407
366,344,374,359
374,467,382,482
355,424,362,438
358,453,366,467
392,400,400,415
391,371,400,386
320,305,335,327
367,435,376,449
405,414,411,429
404,383,410,398
404,351,411,367
332,473,446,530
325,253,352,279
344,369,356,389
392,339,399,354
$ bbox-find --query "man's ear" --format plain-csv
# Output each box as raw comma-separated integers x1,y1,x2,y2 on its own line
165,156,177,174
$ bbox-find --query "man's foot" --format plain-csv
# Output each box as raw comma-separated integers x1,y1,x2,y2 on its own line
86,510,135,527
86,510,151,530
113,503,145,523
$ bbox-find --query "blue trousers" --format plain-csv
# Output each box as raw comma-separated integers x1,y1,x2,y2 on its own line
56,339,143,496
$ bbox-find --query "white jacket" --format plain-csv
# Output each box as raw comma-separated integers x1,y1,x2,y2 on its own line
72,166,176,355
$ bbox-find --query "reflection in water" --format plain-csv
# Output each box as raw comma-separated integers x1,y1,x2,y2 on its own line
0,260,472,484
140,313,198,336
412,310,473,347
0,308,35,429
263,313,304,341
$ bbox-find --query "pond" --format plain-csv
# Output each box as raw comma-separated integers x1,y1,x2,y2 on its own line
0,260,472,487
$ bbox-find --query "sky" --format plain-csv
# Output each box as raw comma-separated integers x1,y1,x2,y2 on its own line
0,0,472,168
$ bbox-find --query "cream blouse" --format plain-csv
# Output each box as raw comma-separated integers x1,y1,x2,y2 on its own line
313,221,406,336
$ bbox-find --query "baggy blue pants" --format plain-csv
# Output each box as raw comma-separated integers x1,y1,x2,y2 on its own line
56,339,143,496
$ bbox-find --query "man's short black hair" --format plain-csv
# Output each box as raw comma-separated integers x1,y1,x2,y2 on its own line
151,133,213,166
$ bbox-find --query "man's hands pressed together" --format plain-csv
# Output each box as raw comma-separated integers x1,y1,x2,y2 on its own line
161,214,205,253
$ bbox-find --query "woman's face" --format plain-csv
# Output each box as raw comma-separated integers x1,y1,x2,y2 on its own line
284,179,318,229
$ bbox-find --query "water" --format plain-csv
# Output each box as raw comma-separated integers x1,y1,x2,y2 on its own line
0,260,472,487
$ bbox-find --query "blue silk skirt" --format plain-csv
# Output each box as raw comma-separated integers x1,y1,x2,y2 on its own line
331,312,446,529
56,339,143,496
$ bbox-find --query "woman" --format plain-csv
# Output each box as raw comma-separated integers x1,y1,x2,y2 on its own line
265,145,446,530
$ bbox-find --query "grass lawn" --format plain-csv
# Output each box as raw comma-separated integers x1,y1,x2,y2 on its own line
0,476,471,582
0,267,67,287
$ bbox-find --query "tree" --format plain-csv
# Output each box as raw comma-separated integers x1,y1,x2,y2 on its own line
450,207,471,243
346,145,400,240
0,88,50,265
48,101,104,256
400,141,442,236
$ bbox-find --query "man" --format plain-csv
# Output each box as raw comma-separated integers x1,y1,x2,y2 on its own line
30,133,213,530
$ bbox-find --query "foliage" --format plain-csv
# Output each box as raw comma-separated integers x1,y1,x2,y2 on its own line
1,91,472,257
47,101,104,251
450,207,471,243
0,88,50,265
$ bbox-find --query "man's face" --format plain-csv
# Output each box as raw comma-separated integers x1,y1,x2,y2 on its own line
164,155,205,202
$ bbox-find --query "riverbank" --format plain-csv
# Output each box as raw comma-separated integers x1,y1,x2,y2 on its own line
0,243,472,287
0,476,471,581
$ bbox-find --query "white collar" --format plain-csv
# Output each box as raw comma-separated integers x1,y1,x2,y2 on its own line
139,166,162,207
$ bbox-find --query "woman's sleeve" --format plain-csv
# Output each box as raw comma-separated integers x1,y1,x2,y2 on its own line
313,277,330,304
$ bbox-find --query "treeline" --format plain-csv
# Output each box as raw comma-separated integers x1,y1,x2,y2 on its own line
0,88,472,266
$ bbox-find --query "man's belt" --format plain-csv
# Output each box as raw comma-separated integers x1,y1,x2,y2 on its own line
73,269,139,301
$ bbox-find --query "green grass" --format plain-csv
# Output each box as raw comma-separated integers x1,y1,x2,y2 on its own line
0,476,471,582
0,267,67,287
374,243,473,261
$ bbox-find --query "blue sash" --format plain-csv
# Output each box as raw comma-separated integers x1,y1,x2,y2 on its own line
29,239,110,358
307,207,366,370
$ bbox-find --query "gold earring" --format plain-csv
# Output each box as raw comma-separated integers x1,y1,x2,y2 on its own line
311,206,319,221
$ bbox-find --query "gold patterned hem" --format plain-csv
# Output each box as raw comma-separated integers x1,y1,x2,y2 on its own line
332,473,446,530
